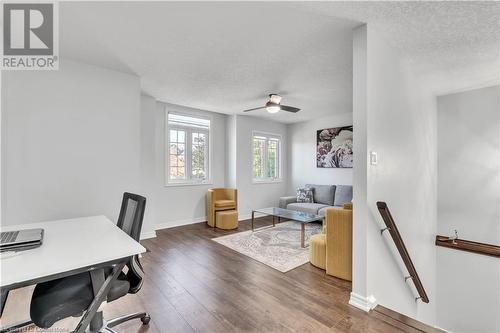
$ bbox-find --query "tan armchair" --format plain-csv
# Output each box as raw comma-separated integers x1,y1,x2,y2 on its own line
309,203,352,281
207,188,238,228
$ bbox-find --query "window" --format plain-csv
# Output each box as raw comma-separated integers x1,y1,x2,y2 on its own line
166,112,210,185
252,132,281,182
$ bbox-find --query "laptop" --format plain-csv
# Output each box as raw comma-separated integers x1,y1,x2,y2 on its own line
0,228,44,252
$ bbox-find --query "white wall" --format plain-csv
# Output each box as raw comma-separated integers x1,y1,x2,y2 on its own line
351,24,370,306
138,109,287,228
225,115,237,188
234,115,288,217
140,94,159,238
352,25,438,325
147,102,227,229
287,112,353,194
0,70,2,226
436,86,500,333
1,60,147,232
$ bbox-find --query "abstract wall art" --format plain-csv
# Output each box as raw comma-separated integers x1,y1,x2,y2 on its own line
316,126,353,168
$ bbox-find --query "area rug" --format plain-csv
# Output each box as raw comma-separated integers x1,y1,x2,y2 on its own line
212,221,322,272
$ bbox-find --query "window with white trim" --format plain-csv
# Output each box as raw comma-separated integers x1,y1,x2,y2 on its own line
166,112,210,185
252,132,281,182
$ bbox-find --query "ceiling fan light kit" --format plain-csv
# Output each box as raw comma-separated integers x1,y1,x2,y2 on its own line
243,94,301,114
265,102,280,113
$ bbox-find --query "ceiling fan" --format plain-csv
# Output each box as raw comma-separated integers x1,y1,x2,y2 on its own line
243,94,301,114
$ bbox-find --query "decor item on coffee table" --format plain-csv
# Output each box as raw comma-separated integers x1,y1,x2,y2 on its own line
215,210,238,230
279,184,352,216
316,126,353,168
309,203,353,280
213,221,322,272
207,188,237,228
251,207,323,248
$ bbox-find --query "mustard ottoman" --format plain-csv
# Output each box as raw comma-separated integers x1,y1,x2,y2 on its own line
215,210,238,230
309,234,326,270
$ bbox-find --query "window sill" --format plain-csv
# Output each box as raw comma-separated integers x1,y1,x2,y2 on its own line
164,181,213,188
252,179,283,185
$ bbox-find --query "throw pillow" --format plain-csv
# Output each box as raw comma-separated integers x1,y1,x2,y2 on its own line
296,187,314,203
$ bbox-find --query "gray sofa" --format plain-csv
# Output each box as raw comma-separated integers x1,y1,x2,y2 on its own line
279,184,352,216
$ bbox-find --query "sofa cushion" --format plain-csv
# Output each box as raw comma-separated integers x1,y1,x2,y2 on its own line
333,185,353,206
306,184,336,206
287,203,329,215
296,187,314,203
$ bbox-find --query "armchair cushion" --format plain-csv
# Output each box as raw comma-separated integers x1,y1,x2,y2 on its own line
214,200,236,208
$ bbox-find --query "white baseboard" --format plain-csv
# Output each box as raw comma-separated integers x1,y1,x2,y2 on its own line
140,230,157,240
152,212,257,232
155,216,207,231
348,292,377,312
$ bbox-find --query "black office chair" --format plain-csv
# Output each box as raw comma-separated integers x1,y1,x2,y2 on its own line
30,193,151,332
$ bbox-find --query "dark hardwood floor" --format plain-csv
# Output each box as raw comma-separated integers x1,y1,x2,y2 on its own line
122,217,435,333
1,217,439,333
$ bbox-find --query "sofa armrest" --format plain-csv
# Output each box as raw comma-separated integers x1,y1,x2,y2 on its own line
279,196,297,209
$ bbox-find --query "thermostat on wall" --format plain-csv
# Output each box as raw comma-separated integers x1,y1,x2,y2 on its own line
370,151,378,165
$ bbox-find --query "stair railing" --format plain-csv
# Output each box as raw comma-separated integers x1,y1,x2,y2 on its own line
376,201,429,303
435,235,500,258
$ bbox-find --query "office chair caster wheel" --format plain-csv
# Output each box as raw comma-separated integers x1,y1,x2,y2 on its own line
141,315,151,325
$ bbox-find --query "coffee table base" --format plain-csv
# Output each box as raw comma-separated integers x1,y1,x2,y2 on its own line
251,210,307,248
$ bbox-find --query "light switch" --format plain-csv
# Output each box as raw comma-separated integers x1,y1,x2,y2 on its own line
370,151,378,165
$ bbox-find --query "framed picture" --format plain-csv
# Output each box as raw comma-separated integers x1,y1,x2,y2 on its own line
316,126,353,168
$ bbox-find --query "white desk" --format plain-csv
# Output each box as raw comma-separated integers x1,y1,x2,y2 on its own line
1,215,145,289
0,216,146,332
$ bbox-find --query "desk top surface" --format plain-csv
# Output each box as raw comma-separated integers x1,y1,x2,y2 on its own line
0,216,146,289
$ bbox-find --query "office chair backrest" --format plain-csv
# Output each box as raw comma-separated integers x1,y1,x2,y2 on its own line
116,192,147,293
117,192,146,242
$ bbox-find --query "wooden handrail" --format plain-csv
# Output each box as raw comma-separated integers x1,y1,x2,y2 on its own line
377,202,429,303
435,236,500,258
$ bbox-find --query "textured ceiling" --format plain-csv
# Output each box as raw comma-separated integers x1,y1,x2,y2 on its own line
57,1,499,123
295,1,500,96
59,2,357,123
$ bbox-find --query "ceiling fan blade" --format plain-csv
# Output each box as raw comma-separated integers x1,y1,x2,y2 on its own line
280,105,301,113
243,106,266,112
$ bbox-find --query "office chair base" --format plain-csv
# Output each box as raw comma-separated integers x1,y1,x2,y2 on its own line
107,312,151,328
103,328,118,333
88,311,150,333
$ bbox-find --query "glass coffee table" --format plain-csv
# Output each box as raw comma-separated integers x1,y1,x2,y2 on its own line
251,207,323,248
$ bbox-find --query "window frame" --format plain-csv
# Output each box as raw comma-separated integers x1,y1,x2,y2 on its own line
252,131,283,184
165,109,212,187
